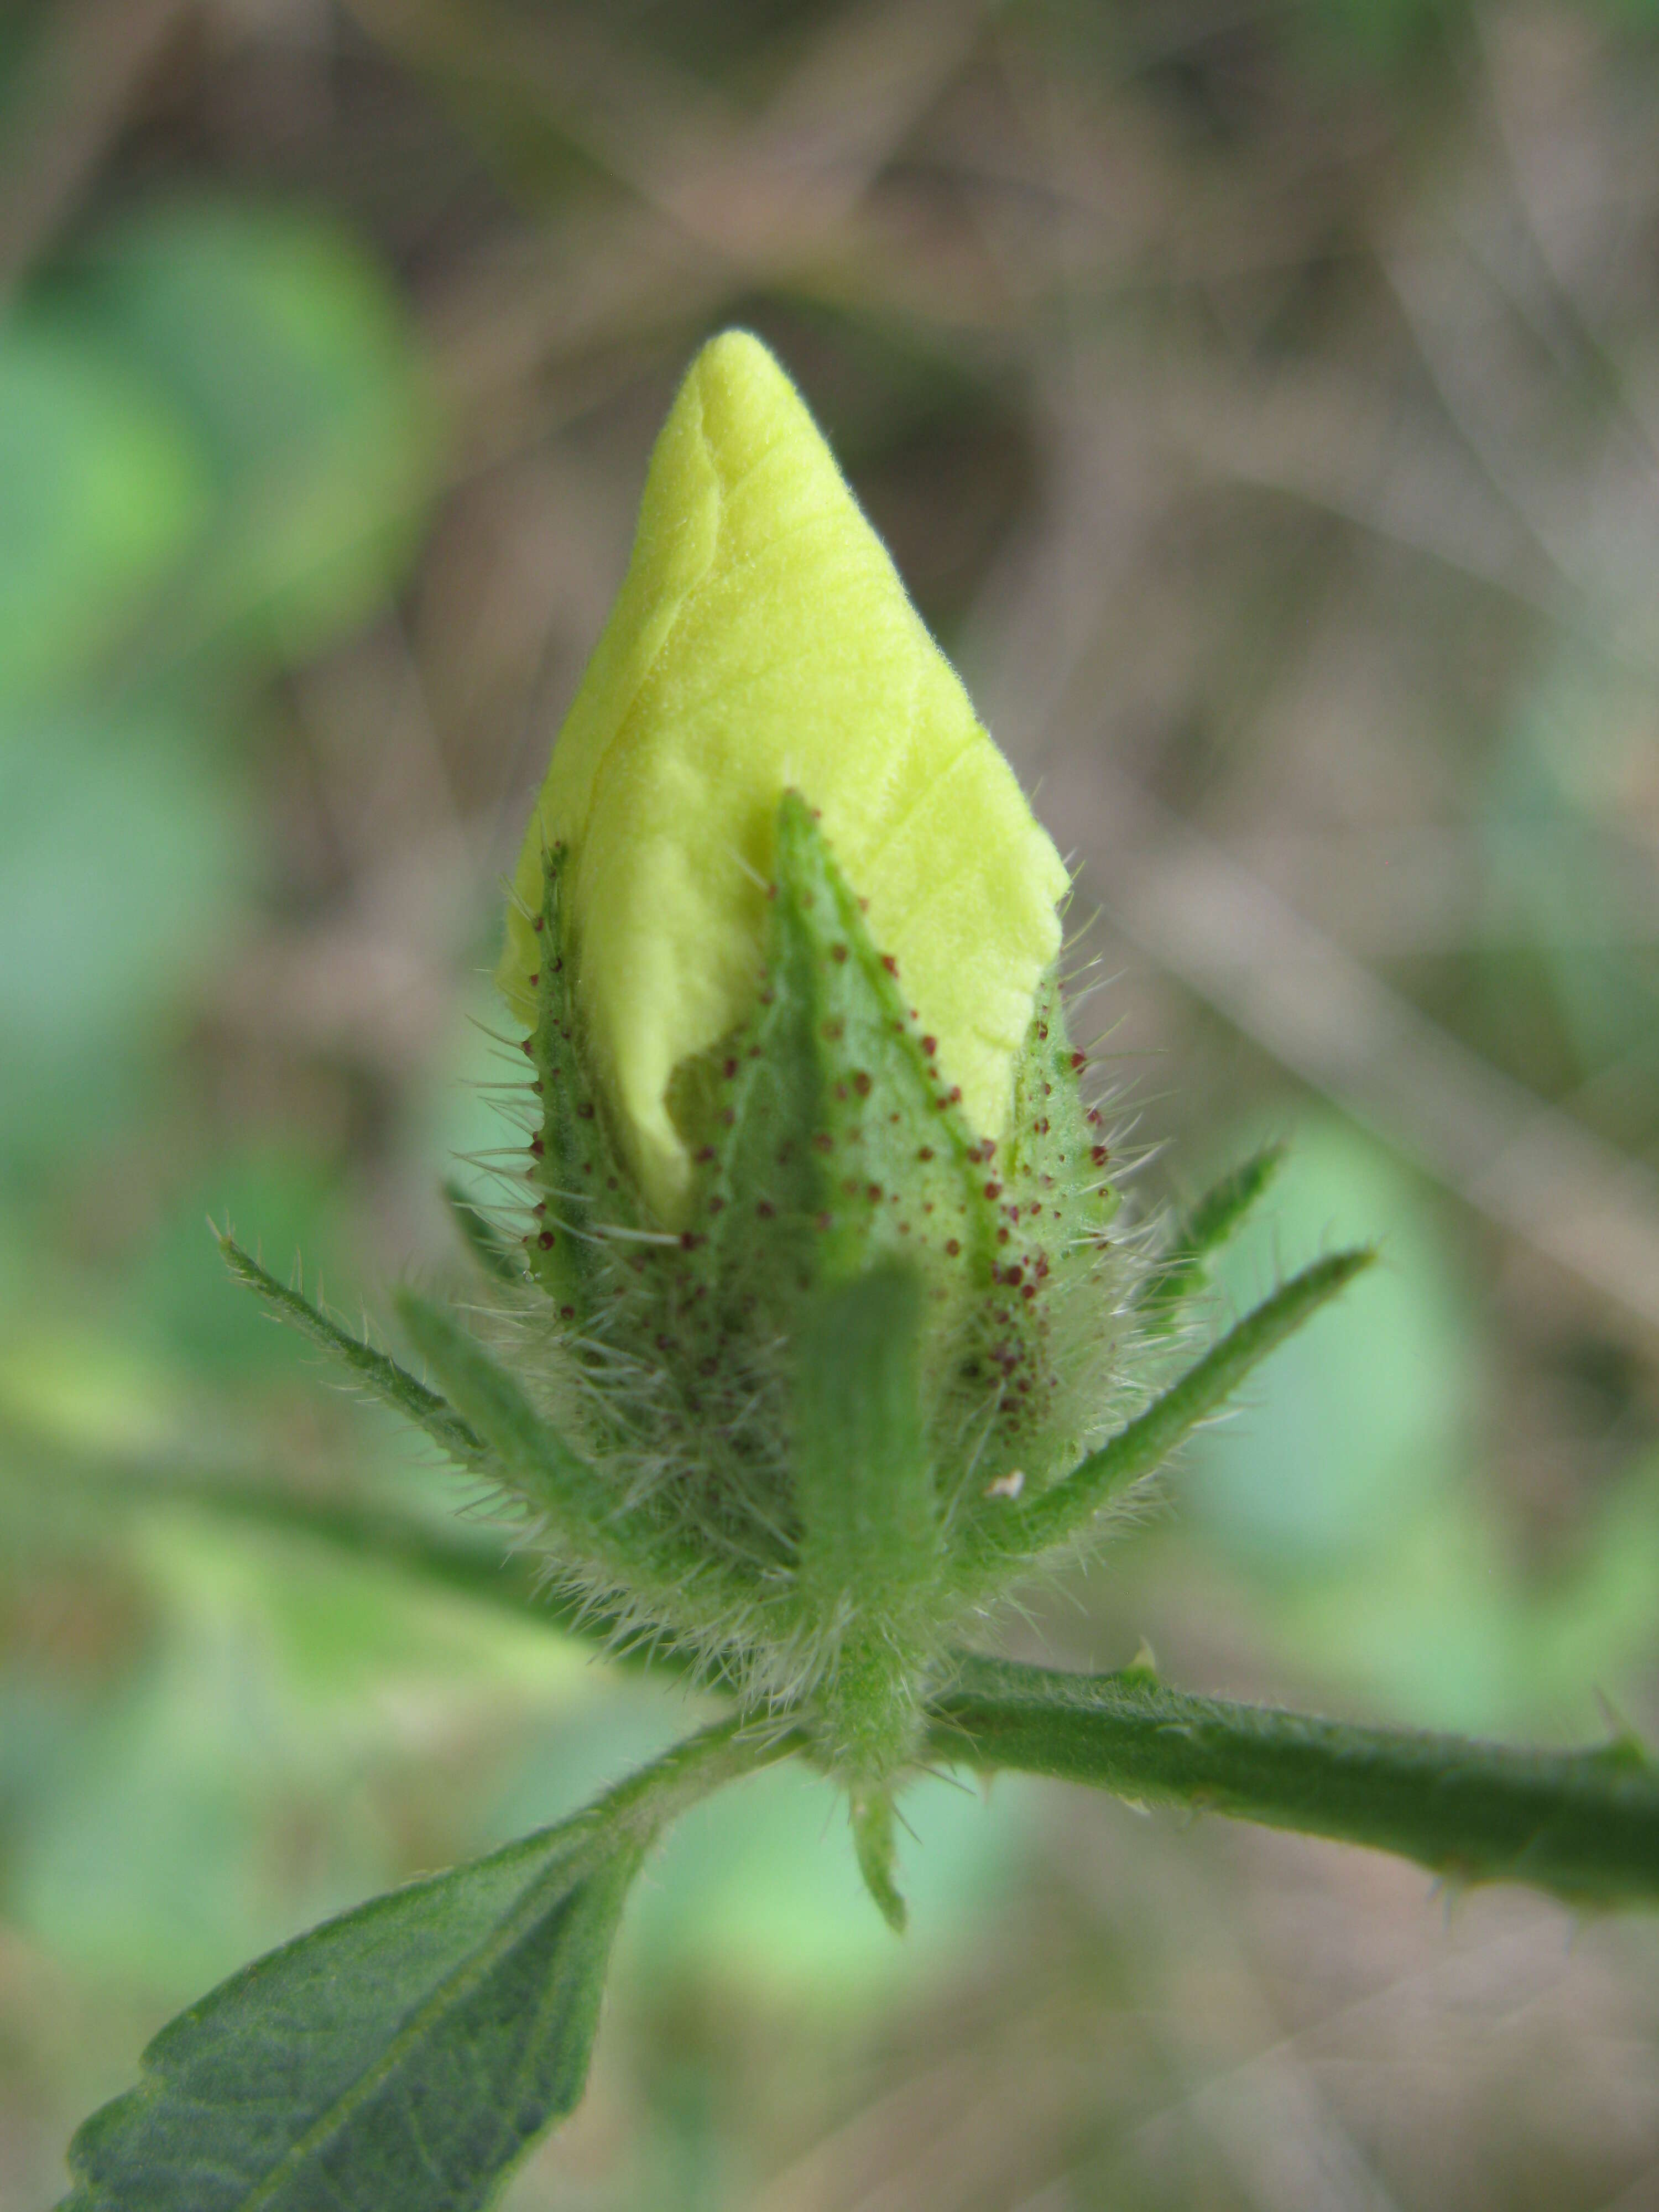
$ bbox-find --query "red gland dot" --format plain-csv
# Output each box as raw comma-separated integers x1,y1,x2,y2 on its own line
1091,1145,1110,1166
881,954,899,975
538,1230,555,1249
529,1136,544,1157
852,1072,872,1097
945,1238,961,1256
921,1035,938,1056
917,1146,935,1162
1070,1051,1088,1072
831,943,848,963
527,972,539,988
983,1182,1003,1200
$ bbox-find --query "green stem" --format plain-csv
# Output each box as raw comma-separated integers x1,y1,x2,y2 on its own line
561,1708,808,1853
927,1655,1659,1908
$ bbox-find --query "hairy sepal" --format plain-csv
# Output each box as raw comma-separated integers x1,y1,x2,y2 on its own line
489,796,1135,1714
792,1266,938,1798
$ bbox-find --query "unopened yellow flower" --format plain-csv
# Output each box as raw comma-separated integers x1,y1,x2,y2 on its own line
498,331,1068,1221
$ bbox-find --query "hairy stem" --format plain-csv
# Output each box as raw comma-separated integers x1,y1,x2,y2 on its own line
927,1655,1659,1907
560,1708,810,1851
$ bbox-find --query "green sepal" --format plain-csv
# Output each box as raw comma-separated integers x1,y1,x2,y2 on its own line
963,1248,1375,1576
393,1291,725,1613
792,1265,939,1786
683,790,990,1310
1141,1142,1286,1325
442,1176,526,1286
468,797,1141,1702
219,1235,481,1463
849,1787,908,1933
675,795,1125,1513
792,1265,937,1615
524,842,638,1319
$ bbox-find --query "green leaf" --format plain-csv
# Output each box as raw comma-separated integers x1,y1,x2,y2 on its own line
929,1655,1659,1908
60,1717,798,2212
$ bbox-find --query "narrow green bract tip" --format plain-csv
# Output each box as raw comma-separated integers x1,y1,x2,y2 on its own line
498,329,1068,1221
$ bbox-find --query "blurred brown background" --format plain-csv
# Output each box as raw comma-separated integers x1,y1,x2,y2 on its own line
3,0,1659,2204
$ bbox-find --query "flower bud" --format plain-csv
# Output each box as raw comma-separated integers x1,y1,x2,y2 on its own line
488,336,1131,1877
498,330,1070,1224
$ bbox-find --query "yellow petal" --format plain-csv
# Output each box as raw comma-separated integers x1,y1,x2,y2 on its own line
498,331,1068,1221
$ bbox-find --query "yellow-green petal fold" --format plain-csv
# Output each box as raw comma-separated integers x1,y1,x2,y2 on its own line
498,330,1068,1221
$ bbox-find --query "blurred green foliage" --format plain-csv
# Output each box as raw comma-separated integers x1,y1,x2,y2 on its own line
1187,1122,1659,1732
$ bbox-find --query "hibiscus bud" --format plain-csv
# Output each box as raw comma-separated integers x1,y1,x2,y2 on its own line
487,335,1130,1907
497,329,1070,1224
